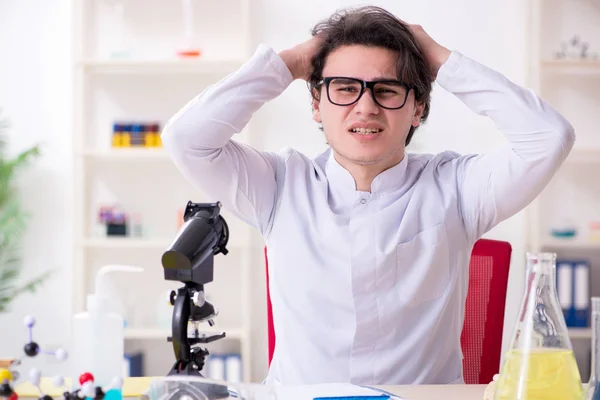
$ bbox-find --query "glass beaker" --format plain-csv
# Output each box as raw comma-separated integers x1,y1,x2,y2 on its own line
586,297,600,400
494,252,584,400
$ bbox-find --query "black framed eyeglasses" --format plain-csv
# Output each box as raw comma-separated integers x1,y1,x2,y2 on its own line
318,77,412,110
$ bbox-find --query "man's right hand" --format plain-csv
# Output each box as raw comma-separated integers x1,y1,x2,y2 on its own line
279,35,324,81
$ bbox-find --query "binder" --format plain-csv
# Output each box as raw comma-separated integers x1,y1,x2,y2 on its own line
205,353,242,382
573,260,590,328
556,258,591,328
557,260,574,326
123,352,144,377
206,355,225,381
225,354,242,383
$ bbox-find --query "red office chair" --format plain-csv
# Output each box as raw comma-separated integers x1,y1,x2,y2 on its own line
265,238,512,385
460,238,512,384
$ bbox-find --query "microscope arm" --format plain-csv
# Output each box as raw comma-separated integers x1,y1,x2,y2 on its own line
172,287,191,368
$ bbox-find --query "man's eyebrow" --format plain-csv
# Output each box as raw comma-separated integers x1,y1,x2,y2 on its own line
331,77,359,82
329,76,402,82
375,77,402,82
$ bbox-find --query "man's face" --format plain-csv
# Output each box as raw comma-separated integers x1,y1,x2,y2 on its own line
313,45,424,168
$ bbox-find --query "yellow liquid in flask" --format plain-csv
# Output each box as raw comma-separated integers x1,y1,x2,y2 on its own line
494,348,583,400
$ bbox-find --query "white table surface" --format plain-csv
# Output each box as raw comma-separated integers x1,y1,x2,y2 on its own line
381,384,486,399
16,379,488,399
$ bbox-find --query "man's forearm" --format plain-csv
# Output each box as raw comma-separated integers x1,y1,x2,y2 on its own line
279,49,302,81
437,51,575,159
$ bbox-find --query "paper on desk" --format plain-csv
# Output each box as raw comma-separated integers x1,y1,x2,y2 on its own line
269,383,405,399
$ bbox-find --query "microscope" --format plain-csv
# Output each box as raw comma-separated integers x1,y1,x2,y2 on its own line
161,201,231,398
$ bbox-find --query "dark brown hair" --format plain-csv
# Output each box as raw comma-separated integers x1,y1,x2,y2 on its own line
309,6,432,146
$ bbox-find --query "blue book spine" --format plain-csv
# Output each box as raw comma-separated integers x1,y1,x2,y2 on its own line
557,260,574,327
573,260,590,328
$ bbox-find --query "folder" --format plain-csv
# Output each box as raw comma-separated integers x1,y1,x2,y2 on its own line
225,354,242,383
206,355,225,381
557,260,574,326
573,260,590,328
205,353,242,382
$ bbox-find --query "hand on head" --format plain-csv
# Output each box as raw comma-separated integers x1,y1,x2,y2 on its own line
279,34,325,81
405,24,451,80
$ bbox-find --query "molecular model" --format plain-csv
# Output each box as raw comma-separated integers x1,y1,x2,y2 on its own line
0,368,18,400
0,316,123,400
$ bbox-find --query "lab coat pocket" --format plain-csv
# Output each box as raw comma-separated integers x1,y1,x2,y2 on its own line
395,223,450,308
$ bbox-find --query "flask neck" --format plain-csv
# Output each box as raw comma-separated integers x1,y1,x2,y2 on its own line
512,252,570,351
524,256,558,296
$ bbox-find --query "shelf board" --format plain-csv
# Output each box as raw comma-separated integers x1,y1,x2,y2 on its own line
569,327,592,339
79,237,249,251
541,237,600,250
541,59,600,74
79,58,244,75
81,148,171,161
566,147,600,164
124,327,246,340
79,237,173,249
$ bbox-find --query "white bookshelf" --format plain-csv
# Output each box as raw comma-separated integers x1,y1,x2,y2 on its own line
566,147,600,164
569,328,593,340
541,237,600,250
79,59,244,75
78,237,174,250
527,0,600,381
527,0,600,260
72,0,254,381
81,148,172,161
124,327,246,341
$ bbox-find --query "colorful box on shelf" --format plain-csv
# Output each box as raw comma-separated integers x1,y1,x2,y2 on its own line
96,205,143,238
112,122,162,148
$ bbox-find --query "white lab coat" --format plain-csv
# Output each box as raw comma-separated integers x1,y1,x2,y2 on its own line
161,45,575,385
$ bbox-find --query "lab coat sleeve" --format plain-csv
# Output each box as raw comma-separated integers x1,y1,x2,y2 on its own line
161,44,294,232
436,51,575,242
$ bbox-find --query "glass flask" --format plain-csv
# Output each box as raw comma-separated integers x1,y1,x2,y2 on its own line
586,297,600,400
494,252,584,400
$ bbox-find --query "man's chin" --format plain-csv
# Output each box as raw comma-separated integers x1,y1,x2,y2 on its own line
337,151,386,166
333,147,405,167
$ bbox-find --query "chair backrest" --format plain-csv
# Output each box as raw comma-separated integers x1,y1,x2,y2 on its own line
264,238,512,384
265,246,276,366
460,238,512,384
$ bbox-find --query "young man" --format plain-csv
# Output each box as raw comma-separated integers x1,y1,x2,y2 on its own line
162,6,574,386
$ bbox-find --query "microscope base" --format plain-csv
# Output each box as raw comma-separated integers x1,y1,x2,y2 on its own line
167,362,230,400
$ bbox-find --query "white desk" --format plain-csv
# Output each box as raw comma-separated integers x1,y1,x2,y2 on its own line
16,379,487,399
382,384,486,399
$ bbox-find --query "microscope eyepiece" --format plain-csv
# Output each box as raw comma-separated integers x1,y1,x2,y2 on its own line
161,202,229,285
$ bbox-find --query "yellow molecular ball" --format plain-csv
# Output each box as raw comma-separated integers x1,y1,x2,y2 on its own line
0,368,13,383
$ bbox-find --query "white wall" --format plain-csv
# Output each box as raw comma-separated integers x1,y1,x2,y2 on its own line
0,0,530,383
0,0,73,375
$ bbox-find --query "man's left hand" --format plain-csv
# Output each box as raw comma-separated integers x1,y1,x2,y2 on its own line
408,24,451,80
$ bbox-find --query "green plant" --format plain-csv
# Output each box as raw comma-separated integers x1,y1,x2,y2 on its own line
0,112,50,313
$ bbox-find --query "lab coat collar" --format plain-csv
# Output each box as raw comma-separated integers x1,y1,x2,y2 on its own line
324,148,408,197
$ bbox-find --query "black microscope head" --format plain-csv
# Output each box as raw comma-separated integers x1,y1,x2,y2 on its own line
161,201,229,286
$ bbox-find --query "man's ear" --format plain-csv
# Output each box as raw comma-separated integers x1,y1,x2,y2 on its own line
312,95,322,123
313,89,323,124
411,101,425,127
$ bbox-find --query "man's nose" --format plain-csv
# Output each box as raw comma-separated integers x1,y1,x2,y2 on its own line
353,88,380,115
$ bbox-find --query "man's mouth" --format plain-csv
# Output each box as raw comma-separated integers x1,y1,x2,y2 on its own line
350,128,383,135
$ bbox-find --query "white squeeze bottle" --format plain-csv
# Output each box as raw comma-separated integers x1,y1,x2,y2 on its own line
71,265,143,389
